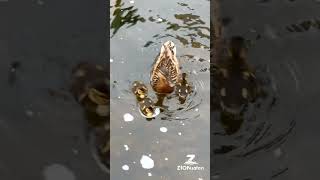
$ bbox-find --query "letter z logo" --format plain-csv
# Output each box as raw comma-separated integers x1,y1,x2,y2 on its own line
184,154,198,165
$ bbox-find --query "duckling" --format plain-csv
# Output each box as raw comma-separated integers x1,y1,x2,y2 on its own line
150,41,181,106
132,81,148,101
70,62,109,173
215,36,258,114
175,73,193,104
138,97,160,119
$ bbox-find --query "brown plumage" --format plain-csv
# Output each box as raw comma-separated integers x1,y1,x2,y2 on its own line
150,41,180,94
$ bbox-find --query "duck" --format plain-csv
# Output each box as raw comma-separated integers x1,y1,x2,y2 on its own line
175,73,192,104
214,36,259,114
150,41,181,106
150,41,181,94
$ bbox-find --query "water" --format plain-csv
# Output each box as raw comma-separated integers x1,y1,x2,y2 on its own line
212,0,320,179
110,0,210,179
1,1,106,179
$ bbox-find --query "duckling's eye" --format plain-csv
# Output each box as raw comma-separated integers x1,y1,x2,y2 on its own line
137,89,143,94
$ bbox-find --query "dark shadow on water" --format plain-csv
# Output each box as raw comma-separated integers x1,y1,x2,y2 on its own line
110,0,146,37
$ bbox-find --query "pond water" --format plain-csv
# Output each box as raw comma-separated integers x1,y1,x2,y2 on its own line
211,0,320,180
110,0,210,179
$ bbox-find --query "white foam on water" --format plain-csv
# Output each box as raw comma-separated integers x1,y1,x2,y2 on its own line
43,164,75,180
124,145,129,151
122,165,130,171
160,127,168,133
123,113,134,122
140,155,154,169
148,172,152,176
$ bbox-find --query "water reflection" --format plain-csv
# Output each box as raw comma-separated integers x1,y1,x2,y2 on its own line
285,18,320,33
111,1,209,49
110,0,146,37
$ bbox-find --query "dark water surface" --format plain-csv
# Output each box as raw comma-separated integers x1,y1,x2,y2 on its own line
110,0,210,179
1,1,107,179
212,0,320,180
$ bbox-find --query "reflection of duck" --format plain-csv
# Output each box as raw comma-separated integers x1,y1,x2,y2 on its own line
150,41,181,106
215,36,259,114
175,73,192,104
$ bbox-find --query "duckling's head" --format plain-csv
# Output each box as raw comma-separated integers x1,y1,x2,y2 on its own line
228,36,247,59
132,81,148,100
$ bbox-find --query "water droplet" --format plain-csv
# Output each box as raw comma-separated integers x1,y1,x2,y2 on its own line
140,155,154,169
160,127,168,132
123,113,134,122
122,165,130,171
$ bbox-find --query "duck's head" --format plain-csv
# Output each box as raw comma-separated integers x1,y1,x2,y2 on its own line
132,81,148,100
228,36,248,59
160,41,176,57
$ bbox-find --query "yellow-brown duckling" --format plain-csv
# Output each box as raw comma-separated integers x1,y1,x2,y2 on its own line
70,62,109,173
70,62,109,117
216,36,258,114
175,73,193,104
138,97,160,119
132,81,148,101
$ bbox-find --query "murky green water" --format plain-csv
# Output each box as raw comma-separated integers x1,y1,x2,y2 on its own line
110,0,210,179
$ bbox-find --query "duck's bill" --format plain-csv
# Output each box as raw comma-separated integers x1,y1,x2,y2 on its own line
139,107,161,118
